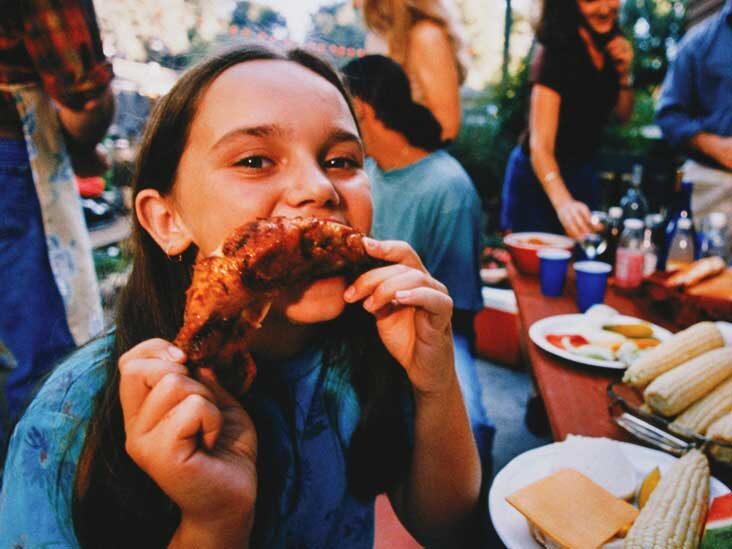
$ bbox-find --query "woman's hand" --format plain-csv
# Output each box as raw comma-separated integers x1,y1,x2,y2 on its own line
606,36,633,84
119,338,257,547
344,238,455,396
556,199,593,240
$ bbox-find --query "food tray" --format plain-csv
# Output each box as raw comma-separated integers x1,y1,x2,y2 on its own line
608,381,732,471
644,270,732,324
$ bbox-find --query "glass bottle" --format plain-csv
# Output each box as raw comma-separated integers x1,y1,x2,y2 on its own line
602,206,624,267
615,218,645,290
642,214,662,276
666,217,696,271
620,164,649,220
699,212,729,261
659,171,695,270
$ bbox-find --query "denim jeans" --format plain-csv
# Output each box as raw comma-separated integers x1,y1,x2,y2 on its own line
501,145,600,234
0,138,74,430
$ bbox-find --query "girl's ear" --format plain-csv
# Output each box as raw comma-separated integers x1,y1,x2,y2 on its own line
135,189,193,255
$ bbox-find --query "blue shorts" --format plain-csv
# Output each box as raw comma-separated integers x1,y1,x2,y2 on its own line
0,138,75,426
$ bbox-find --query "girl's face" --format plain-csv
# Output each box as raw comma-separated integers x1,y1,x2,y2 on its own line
172,60,371,324
576,0,619,35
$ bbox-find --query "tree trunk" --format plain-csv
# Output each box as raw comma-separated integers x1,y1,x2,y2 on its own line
503,0,513,83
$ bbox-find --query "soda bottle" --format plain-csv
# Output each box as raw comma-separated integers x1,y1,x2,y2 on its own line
660,171,696,270
666,217,696,271
615,218,645,290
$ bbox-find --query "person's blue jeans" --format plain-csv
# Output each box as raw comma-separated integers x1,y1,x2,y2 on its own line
501,145,600,234
0,138,75,431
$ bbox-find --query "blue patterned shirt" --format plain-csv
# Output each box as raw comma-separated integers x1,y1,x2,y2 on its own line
0,333,384,548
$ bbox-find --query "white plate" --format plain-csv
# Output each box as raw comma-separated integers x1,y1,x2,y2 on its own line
529,314,672,370
489,441,730,549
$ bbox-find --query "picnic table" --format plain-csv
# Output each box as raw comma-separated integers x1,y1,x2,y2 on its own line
507,259,679,442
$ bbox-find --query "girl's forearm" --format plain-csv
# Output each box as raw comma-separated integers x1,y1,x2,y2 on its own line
397,371,481,547
530,146,572,210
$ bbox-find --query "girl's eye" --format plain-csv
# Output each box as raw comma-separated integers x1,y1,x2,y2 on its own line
324,157,360,169
234,156,273,169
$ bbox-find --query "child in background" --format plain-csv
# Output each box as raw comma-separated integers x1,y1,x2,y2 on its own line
0,44,482,547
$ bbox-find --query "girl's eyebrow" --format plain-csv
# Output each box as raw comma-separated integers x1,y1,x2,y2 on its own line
210,124,292,151
323,128,363,151
211,125,363,153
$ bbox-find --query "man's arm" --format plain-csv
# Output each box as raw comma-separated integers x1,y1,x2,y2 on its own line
689,133,732,170
655,35,705,150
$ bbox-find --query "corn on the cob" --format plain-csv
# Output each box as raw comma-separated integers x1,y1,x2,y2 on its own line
623,322,724,388
670,377,732,435
706,413,732,464
644,348,732,417
623,449,709,549
707,412,732,441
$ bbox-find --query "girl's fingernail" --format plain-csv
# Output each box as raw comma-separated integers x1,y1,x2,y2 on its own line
168,346,185,361
344,286,356,300
363,296,374,311
363,237,377,249
395,290,412,301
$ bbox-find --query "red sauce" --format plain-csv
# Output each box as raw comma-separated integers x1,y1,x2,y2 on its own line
546,334,589,349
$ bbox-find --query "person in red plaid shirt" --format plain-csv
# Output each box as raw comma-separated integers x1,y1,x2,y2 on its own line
0,0,114,435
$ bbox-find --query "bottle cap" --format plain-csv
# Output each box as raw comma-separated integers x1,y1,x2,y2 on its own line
609,206,623,219
623,218,644,230
677,217,693,230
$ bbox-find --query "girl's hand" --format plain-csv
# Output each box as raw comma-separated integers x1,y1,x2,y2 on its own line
606,36,633,83
556,199,593,240
119,339,257,547
344,238,455,396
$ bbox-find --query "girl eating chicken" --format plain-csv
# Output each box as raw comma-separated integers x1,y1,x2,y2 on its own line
0,44,482,547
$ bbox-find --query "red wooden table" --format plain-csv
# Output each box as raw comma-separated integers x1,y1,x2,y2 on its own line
508,260,679,442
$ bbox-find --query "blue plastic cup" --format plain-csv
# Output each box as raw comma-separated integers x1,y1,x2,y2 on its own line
538,248,572,297
574,261,612,312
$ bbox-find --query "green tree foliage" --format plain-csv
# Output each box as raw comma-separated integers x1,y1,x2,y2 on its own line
231,1,287,34
307,2,365,49
602,0,687,154
450,47,534,231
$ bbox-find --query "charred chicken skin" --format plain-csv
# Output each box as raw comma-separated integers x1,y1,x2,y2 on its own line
173,217,384,395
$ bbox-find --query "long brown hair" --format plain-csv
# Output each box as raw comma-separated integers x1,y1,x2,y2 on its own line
362,0,467,84
72,43,411,547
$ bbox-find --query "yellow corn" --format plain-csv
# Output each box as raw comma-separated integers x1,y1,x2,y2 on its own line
623,322,724,388
643,348,732,417
623,449,709,549
706,413,732,464
670,377,732,436
707,412,732,442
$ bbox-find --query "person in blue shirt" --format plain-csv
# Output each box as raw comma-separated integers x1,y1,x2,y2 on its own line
341,55,494,476
0,44,483,547
656,0,732,170
656,0,732,235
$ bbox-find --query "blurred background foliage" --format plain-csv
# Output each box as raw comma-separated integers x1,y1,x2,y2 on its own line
96,0,693,232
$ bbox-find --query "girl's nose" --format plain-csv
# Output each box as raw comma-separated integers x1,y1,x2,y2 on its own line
284,163,341,210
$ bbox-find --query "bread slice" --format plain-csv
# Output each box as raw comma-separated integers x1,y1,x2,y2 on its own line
506,468,639,549
553,435,637,501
